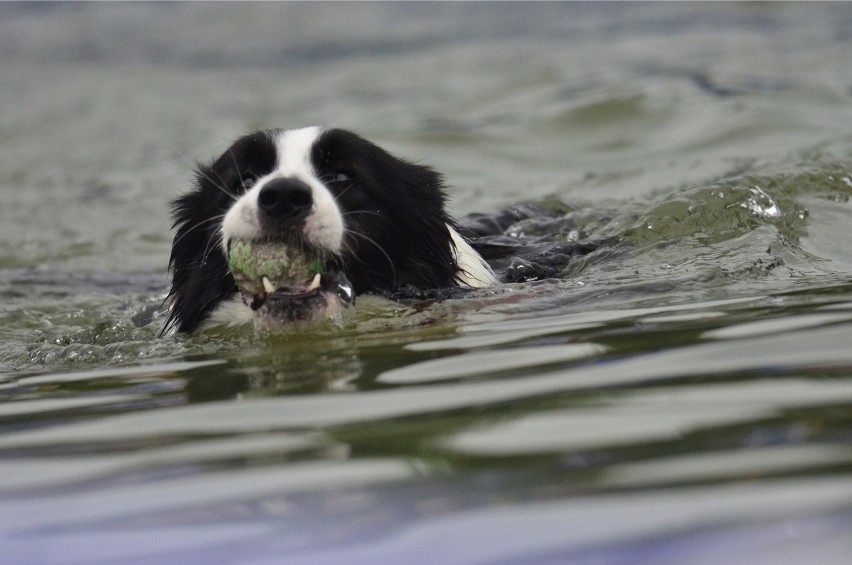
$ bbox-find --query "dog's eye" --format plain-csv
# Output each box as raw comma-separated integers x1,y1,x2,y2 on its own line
240,177,256,191
331,172,352,184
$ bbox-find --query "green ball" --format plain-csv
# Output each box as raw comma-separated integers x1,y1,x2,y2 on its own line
228,240,321,294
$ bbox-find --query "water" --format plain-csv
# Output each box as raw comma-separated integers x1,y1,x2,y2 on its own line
2,3,852,563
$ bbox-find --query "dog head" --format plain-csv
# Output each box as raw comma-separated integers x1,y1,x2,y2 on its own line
164,127,495,333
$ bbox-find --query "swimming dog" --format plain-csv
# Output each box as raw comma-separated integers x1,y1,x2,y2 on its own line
163,127,499,333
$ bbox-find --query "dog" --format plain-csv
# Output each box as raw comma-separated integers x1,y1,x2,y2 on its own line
163,126,505,333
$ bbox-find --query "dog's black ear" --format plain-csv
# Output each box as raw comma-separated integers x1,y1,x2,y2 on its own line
161,169,238,334
383,158,459,286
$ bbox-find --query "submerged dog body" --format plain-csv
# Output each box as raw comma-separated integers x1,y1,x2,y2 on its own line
164,127,497,333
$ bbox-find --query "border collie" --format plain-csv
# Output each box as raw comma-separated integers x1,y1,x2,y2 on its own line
163,127,499,333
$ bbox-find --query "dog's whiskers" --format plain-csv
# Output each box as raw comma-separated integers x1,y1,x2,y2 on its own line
172,214,227,250
341,210,383,220
333,182,357,200
344,228,397,284
176,147,238,203
317,175,357,201
199,229,225,268
193,166,237,202
227,149,255,195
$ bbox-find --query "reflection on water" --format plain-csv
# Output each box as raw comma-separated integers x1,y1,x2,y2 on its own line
1,2,852,563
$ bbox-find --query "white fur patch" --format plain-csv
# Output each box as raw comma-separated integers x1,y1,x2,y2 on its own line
448,225,498,288
221,181,262,247
204,295,255,329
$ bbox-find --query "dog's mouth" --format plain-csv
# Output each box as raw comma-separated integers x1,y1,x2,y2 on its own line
244,262,354,321
227,239,354,324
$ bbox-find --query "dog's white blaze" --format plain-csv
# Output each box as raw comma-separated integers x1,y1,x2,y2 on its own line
448,225,498,288
221,127,344,254
274,126,322,173
275,127,344,253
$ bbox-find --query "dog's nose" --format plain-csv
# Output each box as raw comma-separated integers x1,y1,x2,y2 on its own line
257,178,314,220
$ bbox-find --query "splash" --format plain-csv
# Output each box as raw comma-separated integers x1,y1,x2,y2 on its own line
742,185,782,219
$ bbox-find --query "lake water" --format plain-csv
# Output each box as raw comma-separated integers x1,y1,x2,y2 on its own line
1,3,851,563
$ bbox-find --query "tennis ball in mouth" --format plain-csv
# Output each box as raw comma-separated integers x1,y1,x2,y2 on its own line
227,240,321,295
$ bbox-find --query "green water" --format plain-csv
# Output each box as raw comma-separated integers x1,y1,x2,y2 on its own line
1,3,851,563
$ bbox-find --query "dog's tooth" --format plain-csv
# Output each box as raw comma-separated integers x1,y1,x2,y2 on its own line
308,273,322,291
262,276,275,293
